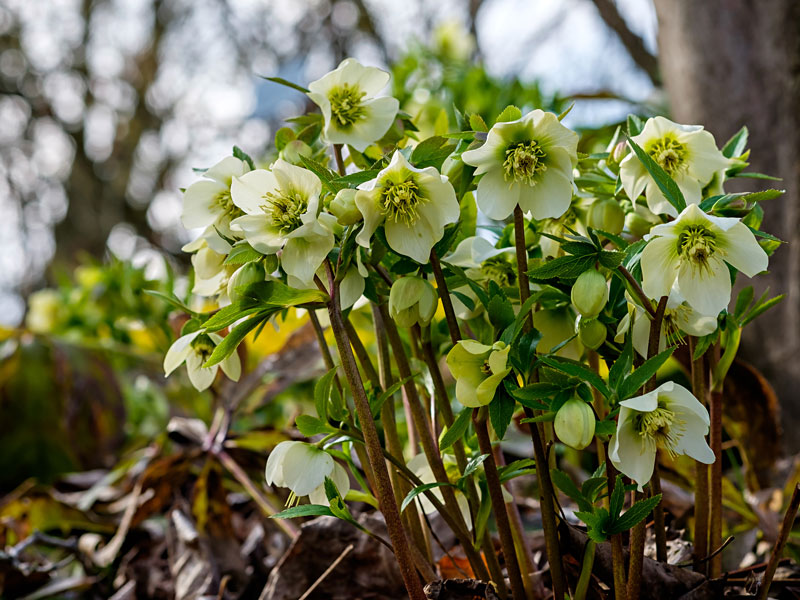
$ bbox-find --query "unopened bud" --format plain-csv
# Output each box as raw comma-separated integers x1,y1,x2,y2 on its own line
571,270,608,318
329,188,362,226
577,315,607,350
279,140,313,165
554,397,596,450
227,261,266,302
625,211,654,238
611,140,629,164
586,198,625,235
389,276,438,328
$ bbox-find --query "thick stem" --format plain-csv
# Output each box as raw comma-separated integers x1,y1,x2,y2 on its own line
651,461,668,562
617,265,657,319
379,303,491,581
325,263,426,600
333,143,346,176
474,408,527,600
689,336,710,575
514,205,566,600
628,295,668,600
606,453,628,600
429,249,462,344
757,484,800,600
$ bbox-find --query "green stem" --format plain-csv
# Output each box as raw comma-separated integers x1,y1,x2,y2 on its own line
514,205,566,600
324,260,426,600
429,248,462,344
605,453,627,600
575,539,596,600
689,336,710,575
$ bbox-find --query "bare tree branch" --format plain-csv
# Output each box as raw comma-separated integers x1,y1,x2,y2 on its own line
588,0,661,86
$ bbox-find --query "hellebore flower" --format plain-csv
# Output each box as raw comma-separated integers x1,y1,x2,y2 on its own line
181,156,249,252
356,151,459,264
610,381,714,490
461,109,579,220
446,340,511,408
230,159,336,286
620,116,730,217
164,330,241,392
307,58,399,152
265,441,350,506
389,276,438,328
640,203,768,315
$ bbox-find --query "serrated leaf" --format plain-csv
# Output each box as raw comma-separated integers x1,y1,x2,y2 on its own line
609,494,662,534
510,382,561,409
495,105,522,124
594,420,616,436
439,408,472,451
487,294,515,332
527,254,597,281
598,250,625,269
410,136,457,170
734,286,754,320
243,280,328,307
335,169,380,187
497,459,536,484
722,126,748,158
551,469,593,513
224,242,264,265
463,454,489,479
295,415,333,436
618,347,674,399
627,114,645,137
693,331,717,360
469,114,488,132
539,355,611,399
204,312,270,367
261,75,310,94
609,475,625,519
271,504,334,519
741,293,784,326
626,136,686,214
298,155,342,193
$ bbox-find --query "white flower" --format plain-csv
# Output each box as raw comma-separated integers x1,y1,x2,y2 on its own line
230,159,336,286
446,340,512,408
265,441,350,506
610,381,715,490
615,289,718,358
355,151,460,263
641,203,768,315
307,58,399,152
407,454,473,529
164,330,241,391
389,276,438,328
620,116,729,217
190,243,235,301
181,156,249,252
461,109,578,221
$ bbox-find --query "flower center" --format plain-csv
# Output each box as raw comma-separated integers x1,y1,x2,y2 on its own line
480,361,493,375
647,136,687,176
191,334,215,361
480,256,516,288
632,402,686,457
677,225,717,267
503,140,547,185
262,190,308,234
381,177,426,225
328,84,366,128
661,311,685,347
215,189,242,219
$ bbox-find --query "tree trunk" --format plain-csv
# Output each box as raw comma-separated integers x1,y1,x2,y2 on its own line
654,0,800,450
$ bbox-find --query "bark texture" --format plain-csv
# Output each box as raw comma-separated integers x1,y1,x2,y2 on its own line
654,0,800,449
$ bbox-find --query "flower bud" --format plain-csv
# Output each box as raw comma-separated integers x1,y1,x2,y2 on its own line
611,140,629,164
625,211,654,238
442,155,463,183
227,261,266,302
554,397,596,450
329,188,362,226
389,276,438,328
577,315,607,350
279,139,312,165
571,270,608,318
586,198,625,235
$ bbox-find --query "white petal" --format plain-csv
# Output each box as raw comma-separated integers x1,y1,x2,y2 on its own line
675,418,715,464
530,110,579,155
475,168,520,220
164,331,201,375
281,444,334,497
675,256,731,315
338,265,365,310
719,222,768,277
282,231,334,285
641,236,680,301
205,156,247,184
231,170,278,215
272,159,321,202
231,215,284,254
346,96,399,152
265,441,296,487
219,351,242,381
610,411,656,491
521,166,573,220
385,217,437,263
354,189,384,249
619,154,649,202
185,353,217,391
461,134,506,175
182,180,226,228
619,389,660,412
683,129,729,184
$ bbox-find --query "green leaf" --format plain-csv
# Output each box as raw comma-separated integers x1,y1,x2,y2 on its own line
298,155,342,193
581,476,608,503
721,126,748,158
626,114,644,137
557,103,575,121
575,508,611,542
497,459,536,484
487,294,515,332
469,114,488,132
510,382,561,409
274,127,295,151
144,289,198,316
732,171,782,181
204,312,270,367
201,299,261,332
335,169,380,187
410,136,457,170
224,242,264,265
693,331,717,360
609,494,662,534
261,75,310,94
233,145,256,171
180,317,202,337
462,454,489,479
551,469,593,513
243,280,328,307
539,355,611,399
371,373,418,418
295,415,333,436
439,408,472,451
314,366,339,422
598,250,625,269
489,385,516,440
271,504,334,519
527,254,597,281
594,420,616,436
608,335,633,391
734,286,754,320
626,136,686,214
495,105,522,124
741,292,784,326
401,482,456,512
609,475,625,519
618,347,675,400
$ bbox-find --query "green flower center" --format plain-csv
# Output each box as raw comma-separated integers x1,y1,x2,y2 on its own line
632,402,686,456
677,225,717,267
191,334,215,361
215,190,243,219
262,190,308,234
503,140,547,185
328,84,366,128
480,361,493,375
381,177,426,225
647,136,687,176
480,256,516,288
